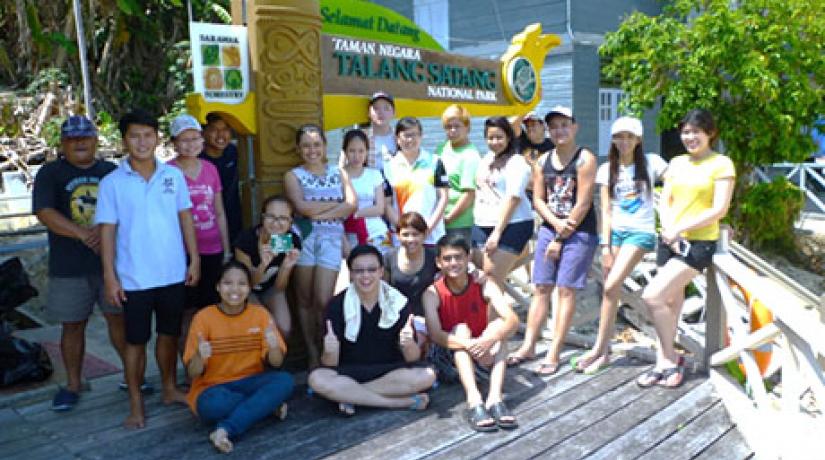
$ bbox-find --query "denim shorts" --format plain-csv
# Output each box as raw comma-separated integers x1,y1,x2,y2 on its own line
472,220,534,255
656,238,716,272
607,230,657,251
297,230,343,271
532,226,598,289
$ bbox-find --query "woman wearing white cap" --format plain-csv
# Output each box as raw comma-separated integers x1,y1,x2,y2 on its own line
571,116,667,374
168,114,232,312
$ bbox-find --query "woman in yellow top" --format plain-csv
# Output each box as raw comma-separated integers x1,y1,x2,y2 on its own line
184,261,294,453
637,109,735,389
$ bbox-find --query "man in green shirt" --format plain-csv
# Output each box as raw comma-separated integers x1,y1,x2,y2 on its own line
435,105,481,243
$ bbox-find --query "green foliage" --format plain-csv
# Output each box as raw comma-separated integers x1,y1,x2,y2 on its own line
600,0,825,245
95,110,121,146
41,116,66,148
25,67,69,95
731,177,804,253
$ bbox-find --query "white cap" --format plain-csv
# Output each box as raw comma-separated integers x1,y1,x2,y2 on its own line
170,114,202,138
544,105,575,123
611,116,643,137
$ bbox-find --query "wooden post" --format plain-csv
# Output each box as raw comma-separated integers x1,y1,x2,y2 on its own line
703,266,724,372
235,0,323,202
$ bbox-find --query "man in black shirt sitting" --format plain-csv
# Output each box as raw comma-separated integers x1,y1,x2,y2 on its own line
307,245,436,415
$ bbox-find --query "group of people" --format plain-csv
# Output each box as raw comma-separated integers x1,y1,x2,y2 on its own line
33,88,734,452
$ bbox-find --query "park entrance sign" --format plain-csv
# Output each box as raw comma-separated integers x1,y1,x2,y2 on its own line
185,0,560,204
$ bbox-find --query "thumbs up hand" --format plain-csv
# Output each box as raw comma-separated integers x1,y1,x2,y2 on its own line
399,315,415,348
323,320,340,355
197,332,212,361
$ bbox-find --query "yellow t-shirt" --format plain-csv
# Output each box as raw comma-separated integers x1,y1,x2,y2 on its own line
183,304,286,413
665,153,735,241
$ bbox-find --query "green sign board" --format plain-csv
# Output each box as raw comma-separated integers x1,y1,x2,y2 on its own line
320,0,445,52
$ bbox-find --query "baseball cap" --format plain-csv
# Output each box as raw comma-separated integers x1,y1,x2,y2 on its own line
170,114,203,138
369,91,395,108
544,105,575,123
61,116,98,139
611,116,643,137
523,111,543,123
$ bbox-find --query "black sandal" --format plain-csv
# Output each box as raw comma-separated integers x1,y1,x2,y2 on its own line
465,404,497,432
636,369,664,388
488,401,518,429
657,358,686,389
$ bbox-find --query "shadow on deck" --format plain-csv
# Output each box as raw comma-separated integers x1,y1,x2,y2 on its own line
0,350,753,460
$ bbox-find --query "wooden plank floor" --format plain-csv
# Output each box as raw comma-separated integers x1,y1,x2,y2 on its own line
0,349,753,460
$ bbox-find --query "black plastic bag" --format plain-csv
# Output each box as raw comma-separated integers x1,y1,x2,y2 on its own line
0,323,53,387
0,257,38,314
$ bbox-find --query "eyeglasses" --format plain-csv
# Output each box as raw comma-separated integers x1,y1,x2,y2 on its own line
351,266,381,275
262,214,291,224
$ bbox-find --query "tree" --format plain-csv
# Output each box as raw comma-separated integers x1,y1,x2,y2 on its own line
600,0,825,250
0,0,232,116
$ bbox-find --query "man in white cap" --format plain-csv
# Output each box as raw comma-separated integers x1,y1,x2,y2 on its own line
33,115,126,411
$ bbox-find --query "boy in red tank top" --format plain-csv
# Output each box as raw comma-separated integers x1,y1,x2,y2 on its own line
422,234,519,432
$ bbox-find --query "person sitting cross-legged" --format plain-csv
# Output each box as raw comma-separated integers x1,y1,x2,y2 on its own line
422,234,519,432
307,244,436,415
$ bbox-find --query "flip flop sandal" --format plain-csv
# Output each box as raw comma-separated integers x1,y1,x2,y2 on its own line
657,359,686,389
582,354,612,376
408,394,428,411
465,404,497,432
534,361,560,376
338,402,356,417
570,354,596,373
274,403,288,420
488,401,518,429
636,369,664,388
506,354,536,367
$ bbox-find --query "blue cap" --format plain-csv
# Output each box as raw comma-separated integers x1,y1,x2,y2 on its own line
61,116,98,139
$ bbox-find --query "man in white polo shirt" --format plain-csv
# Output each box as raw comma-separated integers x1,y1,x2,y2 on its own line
96,109,200,429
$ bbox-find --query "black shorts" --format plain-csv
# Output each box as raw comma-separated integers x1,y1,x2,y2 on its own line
656,238,716,272
123,282,186,344
185,253,223,310
472,220,534,255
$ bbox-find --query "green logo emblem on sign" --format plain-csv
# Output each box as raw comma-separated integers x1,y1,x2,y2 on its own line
507,57,537,103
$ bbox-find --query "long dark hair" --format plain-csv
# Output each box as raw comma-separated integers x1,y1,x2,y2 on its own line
343,129,370,166
607,139,650,199
484,116,517,171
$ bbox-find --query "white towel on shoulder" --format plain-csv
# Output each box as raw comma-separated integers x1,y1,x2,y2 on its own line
343,281,408,342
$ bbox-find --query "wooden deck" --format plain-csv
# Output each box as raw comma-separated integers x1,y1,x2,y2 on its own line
0,348,753,460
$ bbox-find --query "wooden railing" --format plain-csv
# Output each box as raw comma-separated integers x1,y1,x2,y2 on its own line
703,231,825,459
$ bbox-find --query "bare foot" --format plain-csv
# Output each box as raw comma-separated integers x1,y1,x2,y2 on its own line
209,428,233,453
162,387,188,405
123,412,146,429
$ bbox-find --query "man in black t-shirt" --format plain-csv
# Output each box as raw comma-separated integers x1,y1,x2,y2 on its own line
200,114,242,243
307,245,435,415
32,116,126,412
513,111,555,164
